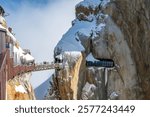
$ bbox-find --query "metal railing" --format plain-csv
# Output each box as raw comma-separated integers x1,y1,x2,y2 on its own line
33,63,62,72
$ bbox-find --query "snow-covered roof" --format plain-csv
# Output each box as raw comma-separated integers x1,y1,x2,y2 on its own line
18,47,34,60
24,53,34,61
14,46,34,62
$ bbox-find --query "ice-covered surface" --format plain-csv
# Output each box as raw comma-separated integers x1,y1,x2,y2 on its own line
15,85,27,93
86,53,99,61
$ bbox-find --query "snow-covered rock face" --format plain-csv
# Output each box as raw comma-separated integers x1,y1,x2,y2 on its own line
50,0,150,100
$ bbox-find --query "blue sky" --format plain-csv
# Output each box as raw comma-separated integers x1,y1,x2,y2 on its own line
0,0,50,11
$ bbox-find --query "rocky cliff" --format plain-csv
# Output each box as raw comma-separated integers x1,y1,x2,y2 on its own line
46,0,150,100
7,73,35,100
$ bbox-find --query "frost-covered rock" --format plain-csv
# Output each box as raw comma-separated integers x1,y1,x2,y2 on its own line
81,82,96,100
109,92,119,100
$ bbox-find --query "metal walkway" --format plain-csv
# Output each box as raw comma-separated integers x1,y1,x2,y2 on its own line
33,63,62,72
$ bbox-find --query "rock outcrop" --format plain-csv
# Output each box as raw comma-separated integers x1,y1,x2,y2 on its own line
46,0,150,100
7,73,35,100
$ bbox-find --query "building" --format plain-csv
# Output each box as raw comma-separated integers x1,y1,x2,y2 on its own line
0,5,35,100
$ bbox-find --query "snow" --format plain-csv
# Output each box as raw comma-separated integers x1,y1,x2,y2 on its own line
109,91,119,100
0,16,6,31
76,0,101,10
101,0,110,8
55,0,110,54
0,16,6,29
13,45,34,65
82,82,96,99
96,23,106,32
0,24,6,31
0,15,17,41
55,19,96,53
86,53,98,61
76,0,110,9
0,15,34,65
7,31,17,42
55,54,63,60
64,51,81,58
15,85,27,93
24,53,34,61
88,67,95,71
77,28,92,37
82,82,96,93
55,13,108,55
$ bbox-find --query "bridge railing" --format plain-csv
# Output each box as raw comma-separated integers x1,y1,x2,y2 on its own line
13,65,35,77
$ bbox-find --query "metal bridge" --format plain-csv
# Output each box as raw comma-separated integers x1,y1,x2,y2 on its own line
33,63,63,72
0,49,63,99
